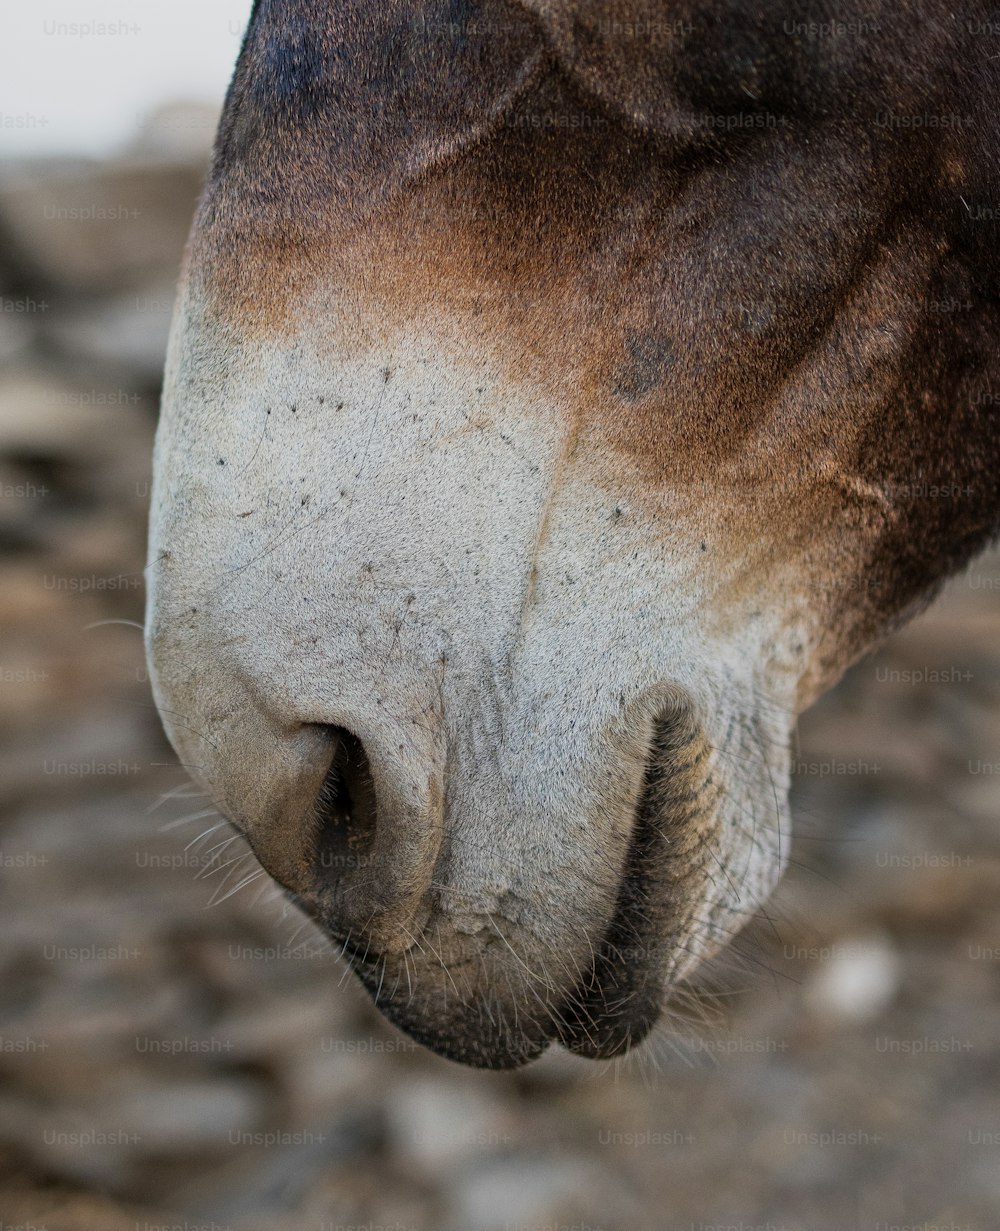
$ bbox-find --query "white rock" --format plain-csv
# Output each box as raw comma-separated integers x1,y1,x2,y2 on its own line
49,285,175,384
804,931,901,1023
111,1076,265,1153
448,1157,596,1231
386,1076,515,1172
0,368,147,457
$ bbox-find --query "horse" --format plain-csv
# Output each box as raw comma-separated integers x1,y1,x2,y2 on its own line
146,0,1000,1067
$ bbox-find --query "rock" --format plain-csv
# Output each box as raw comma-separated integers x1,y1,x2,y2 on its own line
446,1157,609,1231
0,306,37,363
0,709,155,811
0,1187,179,1231
161,1110,376,1224
804,932,901,1023
212,988,345,1062
0,159,203,293
48,283,176,386
111,1076,267,1155
0,366,153,570
0,367,150,460
9,1097,139,1191
386,1076,516,1173
284,1029,391,1125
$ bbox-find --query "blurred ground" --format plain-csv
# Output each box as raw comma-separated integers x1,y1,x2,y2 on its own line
1,112,998,1231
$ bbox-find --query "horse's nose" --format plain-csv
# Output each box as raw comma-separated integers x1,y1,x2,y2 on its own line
279,722,444,956
171,689,446,957
312,727,378,887
146,588,446,956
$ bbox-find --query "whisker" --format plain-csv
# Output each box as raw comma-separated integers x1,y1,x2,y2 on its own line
208,866,266,907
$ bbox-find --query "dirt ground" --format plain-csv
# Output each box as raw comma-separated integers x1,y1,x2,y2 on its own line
1,121,998,1231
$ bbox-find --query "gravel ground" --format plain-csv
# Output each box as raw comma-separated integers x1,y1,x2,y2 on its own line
1,118,998,1231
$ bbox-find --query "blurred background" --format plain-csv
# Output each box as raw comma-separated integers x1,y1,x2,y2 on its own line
1,5,999,1230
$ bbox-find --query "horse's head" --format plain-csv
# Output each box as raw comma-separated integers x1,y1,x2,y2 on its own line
146,0,1000,1066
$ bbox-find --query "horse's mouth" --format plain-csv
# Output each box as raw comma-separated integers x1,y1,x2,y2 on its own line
284,712,713,1069
319,893,672,1069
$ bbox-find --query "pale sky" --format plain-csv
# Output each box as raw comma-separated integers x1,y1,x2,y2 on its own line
0,0,253,157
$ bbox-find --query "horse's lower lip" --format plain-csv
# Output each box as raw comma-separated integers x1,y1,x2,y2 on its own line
278,888,545,1067
282,887,670,1066
551,933,666,1059
305,886,671,1066
347,931,666,1066
549,876,672,1059
552,717,700,1059
357,971,552,1069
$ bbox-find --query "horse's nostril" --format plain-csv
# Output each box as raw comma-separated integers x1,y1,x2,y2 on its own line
312,726,378,887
